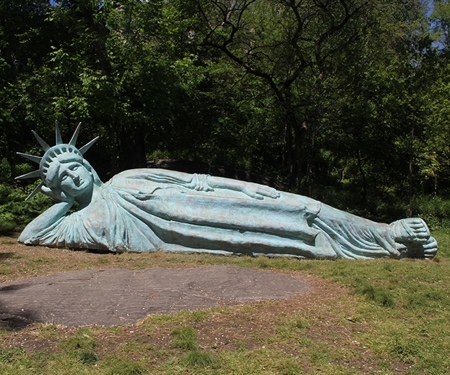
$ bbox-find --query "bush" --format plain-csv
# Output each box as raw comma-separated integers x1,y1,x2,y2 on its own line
0,158,12,182
0,182,52,233
0,212,17,234
0,184,13,204
413,195,450,230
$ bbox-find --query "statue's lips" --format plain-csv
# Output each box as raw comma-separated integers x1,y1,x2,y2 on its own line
73,177,87,189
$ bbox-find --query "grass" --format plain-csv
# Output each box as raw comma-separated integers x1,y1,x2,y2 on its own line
0,230,450,374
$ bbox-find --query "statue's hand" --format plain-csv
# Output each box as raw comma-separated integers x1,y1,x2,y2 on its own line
189,174,214,192
242,183,280,200
41,186,74,204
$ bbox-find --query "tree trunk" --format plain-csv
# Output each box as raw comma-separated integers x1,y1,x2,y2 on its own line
284,107,307,191
357,148,367,204
116,125,147,172
408,126,414,217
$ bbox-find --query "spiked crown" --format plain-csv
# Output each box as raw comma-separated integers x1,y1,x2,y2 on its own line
16,122,98,200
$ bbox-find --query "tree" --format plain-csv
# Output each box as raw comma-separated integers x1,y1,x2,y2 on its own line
418,0,450,196
194,0,380,190
0,0,55,177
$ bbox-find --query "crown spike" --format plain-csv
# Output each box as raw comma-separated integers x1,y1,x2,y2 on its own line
17,152,42,164
69,122,82,146
25,181,45,201
79,136,99,155
55,120,62,145
31,130,50,151
15,170,41,180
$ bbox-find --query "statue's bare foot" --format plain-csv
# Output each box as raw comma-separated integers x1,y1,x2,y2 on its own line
400,237,438,259
390,218,430,243
422,237,438,258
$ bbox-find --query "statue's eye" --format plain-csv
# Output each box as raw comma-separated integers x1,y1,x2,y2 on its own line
73,166,79,171
61,175,68,181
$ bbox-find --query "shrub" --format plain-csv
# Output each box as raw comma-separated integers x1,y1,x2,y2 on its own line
0,158,12,182
0,212,16,234
413,195,450,230
0,184,12,204
0,182,52,232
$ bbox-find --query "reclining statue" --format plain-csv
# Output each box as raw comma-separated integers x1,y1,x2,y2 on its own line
16,124,437,259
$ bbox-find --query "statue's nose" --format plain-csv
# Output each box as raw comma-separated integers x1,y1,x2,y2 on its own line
67,170,80,184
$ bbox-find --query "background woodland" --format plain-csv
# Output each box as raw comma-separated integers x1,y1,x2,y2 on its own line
2,0,450,230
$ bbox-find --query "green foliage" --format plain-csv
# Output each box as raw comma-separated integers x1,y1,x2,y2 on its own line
0,213,16,234
413,195,450,230
0,0,448,218
0,158,11,182
0,181,52,234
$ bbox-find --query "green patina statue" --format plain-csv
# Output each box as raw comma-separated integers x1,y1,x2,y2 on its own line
16,124,437,259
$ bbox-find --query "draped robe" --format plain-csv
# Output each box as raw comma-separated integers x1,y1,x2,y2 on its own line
21,169,401,259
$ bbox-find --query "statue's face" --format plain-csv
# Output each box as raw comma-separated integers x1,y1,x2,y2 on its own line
58,162,93,198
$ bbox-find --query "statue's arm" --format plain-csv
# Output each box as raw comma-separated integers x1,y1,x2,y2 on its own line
18,198,74,243
206,176,280,200
133,169,280,200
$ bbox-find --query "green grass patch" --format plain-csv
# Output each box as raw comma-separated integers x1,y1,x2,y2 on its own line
101,356,146,375
353,277,396,307
58,328,98,366
180,350,216,368
171,326,198,350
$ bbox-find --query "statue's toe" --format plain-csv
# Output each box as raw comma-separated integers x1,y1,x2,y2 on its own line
400,236,438,259
423,237,438,258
